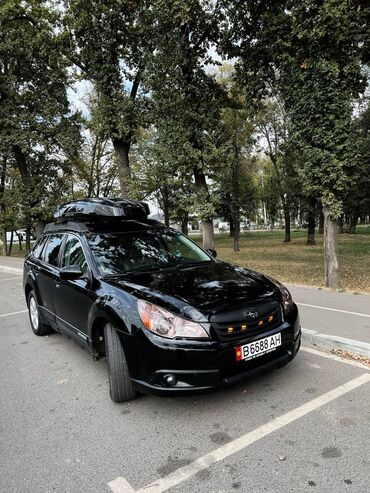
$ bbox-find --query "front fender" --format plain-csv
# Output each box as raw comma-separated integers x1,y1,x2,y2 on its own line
87,294,139,342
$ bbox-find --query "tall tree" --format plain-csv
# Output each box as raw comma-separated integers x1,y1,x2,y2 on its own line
62,0,153,197
145,0,226,249
343,99,370,233
280,1,368,288
0,0,81,247
0,154,8,255
254,98,300,242
213,66,257,251
130,127,194,229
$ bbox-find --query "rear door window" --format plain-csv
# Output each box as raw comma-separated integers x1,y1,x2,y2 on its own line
42,234,64,267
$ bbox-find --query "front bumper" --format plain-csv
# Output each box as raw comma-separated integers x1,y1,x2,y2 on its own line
124,307,301,396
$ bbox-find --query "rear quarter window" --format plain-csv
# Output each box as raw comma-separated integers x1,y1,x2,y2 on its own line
32,236,47,260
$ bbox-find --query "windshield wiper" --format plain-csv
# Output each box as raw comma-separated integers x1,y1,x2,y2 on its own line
175,261,211,269
122,264,181,275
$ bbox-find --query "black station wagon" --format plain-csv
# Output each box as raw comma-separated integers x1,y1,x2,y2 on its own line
23,198,301,402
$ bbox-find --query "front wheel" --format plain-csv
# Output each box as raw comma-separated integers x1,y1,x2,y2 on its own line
104,323,137,402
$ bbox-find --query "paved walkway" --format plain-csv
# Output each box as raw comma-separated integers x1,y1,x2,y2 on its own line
0,256,24,270
288,284,370,345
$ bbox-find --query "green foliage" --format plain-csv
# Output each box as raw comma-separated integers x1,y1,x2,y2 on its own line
0,0,81,229
130,127,195,222
222,0,368,219
343,99,370,223
143,0,227,221
61,0,154,195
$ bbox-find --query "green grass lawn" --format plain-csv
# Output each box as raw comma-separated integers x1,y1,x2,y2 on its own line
194,226,370,294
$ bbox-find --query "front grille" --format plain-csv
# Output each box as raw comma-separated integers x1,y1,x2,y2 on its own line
211,301,283,342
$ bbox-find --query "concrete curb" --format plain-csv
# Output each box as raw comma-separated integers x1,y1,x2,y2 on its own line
0,265,23,275
302,327,370,359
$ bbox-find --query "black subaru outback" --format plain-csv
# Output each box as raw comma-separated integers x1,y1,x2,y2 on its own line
23,198,301,402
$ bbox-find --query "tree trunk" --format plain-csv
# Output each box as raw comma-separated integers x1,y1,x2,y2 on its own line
8,231,14,257
1,229,7,256
231,142,241,251
35,221,45,237
181,212,189,236
307,198,316,245
163,208,170,227
201,220,214,250
25,224,31,252
307,214,316,245
283,209,291,242
323,206,340,289
229,216,234,237
0,156,7,256
349,212,359,234
338,215,344,234
233,215,240,252
112,138,131,198
318,210,324,234
17,232,23,251
280,195,291,242
263,201,267,226
193,168,214,249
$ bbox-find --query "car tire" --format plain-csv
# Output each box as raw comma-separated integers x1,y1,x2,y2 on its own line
104,323,137,402
27,291,54,336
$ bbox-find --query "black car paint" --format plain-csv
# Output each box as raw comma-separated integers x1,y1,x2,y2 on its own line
24,223,301,396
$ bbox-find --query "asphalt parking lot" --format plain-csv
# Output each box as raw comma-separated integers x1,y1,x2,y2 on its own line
1,270,370,493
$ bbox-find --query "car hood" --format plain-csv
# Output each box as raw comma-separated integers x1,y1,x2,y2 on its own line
107,261,277,318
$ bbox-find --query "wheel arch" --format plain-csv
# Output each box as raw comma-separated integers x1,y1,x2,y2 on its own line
24,277,40,306
88,306,130,358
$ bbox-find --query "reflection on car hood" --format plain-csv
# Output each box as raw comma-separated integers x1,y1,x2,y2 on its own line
108,262,277,316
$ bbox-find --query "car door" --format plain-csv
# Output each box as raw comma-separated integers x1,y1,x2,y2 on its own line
54,234,94,343
36,234,64,326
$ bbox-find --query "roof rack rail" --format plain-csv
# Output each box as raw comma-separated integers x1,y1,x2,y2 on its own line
54,197,150,222
44,221,90,233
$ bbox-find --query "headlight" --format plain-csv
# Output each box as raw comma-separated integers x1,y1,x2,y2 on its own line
279,284,294,315
266,277,294,315
137,300,210,339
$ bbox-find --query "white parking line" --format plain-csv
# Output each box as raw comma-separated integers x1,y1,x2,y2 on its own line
0,277,22,282
109,478,135,493
108,373,370,493
0,310,28,318
297,302,370,318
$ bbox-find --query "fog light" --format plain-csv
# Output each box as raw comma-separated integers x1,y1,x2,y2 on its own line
164,374,178,387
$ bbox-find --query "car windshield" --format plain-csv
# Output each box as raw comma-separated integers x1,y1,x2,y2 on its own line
89,231,211,276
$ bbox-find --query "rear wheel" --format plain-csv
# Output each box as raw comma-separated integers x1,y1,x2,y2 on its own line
27,291,53,336
104,323,137,402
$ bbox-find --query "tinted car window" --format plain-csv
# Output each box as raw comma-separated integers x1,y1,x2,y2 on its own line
32,236,47,259
89,231,210,276
62,236,88,273
42,234,64,267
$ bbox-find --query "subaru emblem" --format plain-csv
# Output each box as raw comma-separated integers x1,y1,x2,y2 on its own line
244,310,259,319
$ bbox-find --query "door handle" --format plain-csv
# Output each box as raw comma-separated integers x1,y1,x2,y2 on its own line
55,283,60,288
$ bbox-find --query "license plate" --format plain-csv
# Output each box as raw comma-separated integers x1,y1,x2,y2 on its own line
235,333,282,362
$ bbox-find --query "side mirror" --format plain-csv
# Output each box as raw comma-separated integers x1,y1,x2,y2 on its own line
206,249,217,258
60,265,84,281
